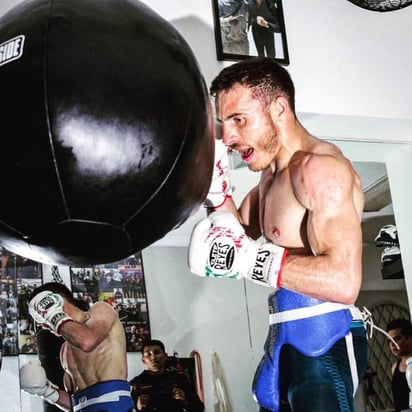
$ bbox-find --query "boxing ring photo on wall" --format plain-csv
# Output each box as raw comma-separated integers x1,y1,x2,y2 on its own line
70,251,151,352
212,0,290,64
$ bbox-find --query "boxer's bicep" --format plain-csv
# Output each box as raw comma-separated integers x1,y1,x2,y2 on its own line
294,155,358,255
295,155,362,293
298,175,362,302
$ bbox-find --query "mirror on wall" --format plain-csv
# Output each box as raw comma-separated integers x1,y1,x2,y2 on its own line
354,160,408,411
326,138,412,297
357,161,404,286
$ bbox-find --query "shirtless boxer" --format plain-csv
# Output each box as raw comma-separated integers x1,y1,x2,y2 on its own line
189,57,368,411
20,282,135,412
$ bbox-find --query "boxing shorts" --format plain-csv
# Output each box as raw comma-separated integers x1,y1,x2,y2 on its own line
71,380,135,412
253,288,366,411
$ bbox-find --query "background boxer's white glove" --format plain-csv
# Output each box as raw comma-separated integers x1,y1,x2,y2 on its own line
29,291,73,336
20,360,60,404
188,211,288,288
204,137,233,209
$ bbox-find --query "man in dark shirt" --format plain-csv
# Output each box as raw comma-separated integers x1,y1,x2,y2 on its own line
130,339,204,412
249,0,280,57
387,318,412,412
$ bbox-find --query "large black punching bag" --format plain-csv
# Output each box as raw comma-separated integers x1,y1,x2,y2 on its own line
0,0,214,265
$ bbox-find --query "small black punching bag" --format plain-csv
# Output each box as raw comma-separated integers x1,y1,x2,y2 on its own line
0,0,214,265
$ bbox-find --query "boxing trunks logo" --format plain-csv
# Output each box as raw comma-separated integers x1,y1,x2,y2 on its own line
0,35,25,67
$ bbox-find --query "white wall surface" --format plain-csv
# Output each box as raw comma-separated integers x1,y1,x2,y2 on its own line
1,0,411,122
1,0,412,411
140,0,412,121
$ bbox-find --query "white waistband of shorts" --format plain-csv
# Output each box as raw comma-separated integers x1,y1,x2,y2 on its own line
349,306,363,321
269,302,362,325
72,390,131,412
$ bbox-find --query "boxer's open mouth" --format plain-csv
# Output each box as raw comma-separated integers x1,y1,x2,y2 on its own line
241,148,254,162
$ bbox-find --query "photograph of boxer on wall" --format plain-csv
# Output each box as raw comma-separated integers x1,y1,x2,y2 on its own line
70,251,151,352
0,249,42,355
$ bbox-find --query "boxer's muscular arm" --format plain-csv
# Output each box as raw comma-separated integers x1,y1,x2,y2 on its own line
280,154,363,304
54,389,72,411
46,368,72,411
60,303,116,352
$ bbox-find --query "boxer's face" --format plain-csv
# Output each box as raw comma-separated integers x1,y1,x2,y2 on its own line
216,85,280,173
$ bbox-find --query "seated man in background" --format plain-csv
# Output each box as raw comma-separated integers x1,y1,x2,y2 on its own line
20,282,135,412
387,318,412,412
130,339,204,412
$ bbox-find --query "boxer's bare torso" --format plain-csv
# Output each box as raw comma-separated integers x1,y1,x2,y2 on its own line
244,140,364,252
60,301,128,393
216,84,364,303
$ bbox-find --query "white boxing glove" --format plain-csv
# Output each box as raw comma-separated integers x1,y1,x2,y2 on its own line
20,360,60,404
204,136,233,209
29,291,73,336
188,211,288,288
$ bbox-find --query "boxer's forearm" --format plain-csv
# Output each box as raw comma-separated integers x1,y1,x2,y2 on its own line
54,390,72,412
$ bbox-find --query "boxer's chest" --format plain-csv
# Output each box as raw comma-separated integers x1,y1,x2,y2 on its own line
259,169,310,253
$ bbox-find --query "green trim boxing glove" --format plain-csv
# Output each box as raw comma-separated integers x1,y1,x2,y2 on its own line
29,291,73,335
188,211,288,288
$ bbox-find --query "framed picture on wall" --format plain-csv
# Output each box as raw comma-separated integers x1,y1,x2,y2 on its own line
0,249,42,355
70,251,151,352
212,0,289,64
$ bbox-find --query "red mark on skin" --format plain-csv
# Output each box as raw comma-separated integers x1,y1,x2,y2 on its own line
272,227,280,237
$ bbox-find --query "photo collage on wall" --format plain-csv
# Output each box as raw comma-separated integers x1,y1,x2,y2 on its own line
0,249,42,356
0,248,150,355
70,251,151,352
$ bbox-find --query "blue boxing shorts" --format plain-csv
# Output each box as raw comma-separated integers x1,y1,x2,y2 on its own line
71,380,135,412
253,289,368,412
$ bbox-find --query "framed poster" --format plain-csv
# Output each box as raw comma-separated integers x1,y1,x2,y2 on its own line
0,249,42,355
70,251,151,352
212,0,289,64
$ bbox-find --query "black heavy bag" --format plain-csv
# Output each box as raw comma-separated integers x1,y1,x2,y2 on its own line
0,0,214,265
